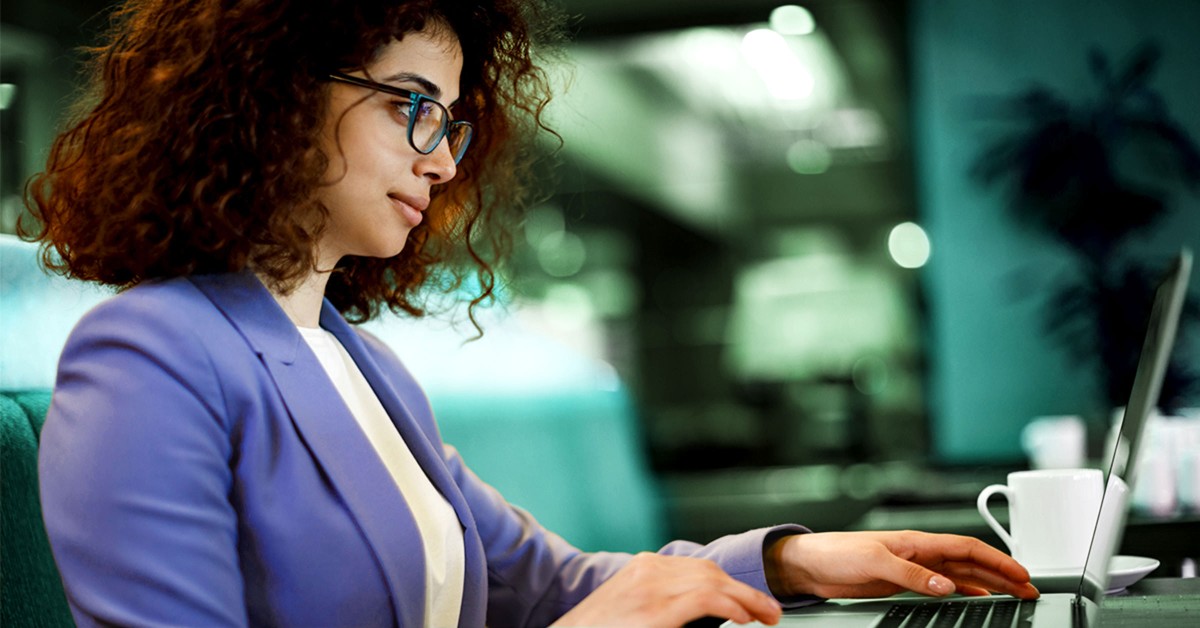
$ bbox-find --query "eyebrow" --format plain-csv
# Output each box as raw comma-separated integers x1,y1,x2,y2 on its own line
378,72,443,101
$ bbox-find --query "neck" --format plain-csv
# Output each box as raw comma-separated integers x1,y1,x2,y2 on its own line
264,269,331,329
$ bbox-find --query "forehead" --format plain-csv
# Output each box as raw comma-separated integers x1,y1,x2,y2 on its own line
369,25,464,101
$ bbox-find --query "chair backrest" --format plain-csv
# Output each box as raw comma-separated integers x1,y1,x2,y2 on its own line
1,389,74,627
1,235,112,391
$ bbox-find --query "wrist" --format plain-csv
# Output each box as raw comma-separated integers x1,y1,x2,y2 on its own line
762,532,796,597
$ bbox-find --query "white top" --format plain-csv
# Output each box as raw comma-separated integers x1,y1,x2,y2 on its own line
299,326,465,627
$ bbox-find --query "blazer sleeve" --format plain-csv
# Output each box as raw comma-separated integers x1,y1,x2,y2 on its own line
358,327,824,626
442,443,820,627
38,292,248,627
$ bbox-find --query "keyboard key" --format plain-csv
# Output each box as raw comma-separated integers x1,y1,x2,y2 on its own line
932,601,966,628
877,604,915,628
960,601,993,628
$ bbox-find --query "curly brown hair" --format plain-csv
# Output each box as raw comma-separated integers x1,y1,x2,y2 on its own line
24,0,562,324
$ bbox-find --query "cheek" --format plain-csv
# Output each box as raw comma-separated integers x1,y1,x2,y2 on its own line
342,130,405,181
320,108,385,176
318,151,373,204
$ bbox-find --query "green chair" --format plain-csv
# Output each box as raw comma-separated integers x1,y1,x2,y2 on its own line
1,389,74,627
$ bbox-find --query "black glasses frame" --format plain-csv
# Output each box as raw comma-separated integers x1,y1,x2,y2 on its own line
326,71,473,163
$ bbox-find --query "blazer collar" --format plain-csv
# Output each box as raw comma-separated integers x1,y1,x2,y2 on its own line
188,272,485,627
188,271,303,363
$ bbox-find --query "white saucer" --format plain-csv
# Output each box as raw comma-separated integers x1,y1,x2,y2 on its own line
1105,555,1160,593
1027,555,1161,594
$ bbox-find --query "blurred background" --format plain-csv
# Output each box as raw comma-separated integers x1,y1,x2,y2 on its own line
3,0,1199,566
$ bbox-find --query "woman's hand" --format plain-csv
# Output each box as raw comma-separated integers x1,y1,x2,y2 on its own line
552,552,783,627
764,531,1040,601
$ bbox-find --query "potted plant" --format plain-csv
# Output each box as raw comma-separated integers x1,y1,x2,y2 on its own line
972,42,1200,416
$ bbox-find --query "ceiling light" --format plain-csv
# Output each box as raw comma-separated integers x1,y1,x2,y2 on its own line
741,28,814,101
770,5,816,36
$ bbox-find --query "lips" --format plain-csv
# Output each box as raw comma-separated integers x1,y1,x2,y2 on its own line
388,193,428,227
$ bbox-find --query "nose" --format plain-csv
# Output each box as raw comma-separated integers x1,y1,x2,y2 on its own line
414,136,458,183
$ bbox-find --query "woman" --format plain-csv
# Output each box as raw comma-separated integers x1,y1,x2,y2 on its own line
27,0,1039,626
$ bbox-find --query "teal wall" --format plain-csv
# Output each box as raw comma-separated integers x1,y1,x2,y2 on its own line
912,0,1200,463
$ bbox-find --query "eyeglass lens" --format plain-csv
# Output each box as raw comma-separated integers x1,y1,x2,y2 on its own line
409,99,471,162
411,100,445,152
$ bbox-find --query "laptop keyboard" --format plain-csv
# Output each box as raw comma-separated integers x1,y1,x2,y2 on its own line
876,599,1037,627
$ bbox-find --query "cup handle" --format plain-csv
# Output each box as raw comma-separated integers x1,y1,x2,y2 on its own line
976,484,1016,553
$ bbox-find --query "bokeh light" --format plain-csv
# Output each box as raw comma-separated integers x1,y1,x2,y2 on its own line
887,222,931,269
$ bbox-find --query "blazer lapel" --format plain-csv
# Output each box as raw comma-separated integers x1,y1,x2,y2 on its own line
320,303,488,627
319,304,469,522
189,273,427,627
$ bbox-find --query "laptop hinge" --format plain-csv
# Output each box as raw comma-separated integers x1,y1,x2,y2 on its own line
1071,596,1090,628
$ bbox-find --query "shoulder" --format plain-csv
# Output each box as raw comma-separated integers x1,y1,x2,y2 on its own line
69,277,234,355
72,278,209,342
83,276,214,320
59,276,265,421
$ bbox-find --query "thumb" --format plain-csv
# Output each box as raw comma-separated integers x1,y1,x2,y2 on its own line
879,555,956,597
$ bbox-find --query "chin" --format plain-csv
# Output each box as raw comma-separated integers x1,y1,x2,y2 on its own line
368,235,412,260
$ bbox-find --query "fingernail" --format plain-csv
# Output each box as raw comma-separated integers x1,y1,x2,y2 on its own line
929,576,955,595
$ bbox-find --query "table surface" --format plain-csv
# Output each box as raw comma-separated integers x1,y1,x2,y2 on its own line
1099,577,1200,626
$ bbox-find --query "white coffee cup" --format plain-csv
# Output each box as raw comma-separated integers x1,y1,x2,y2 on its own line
976,468,1103,574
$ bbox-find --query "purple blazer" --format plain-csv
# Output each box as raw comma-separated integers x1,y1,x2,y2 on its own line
39,272,810,627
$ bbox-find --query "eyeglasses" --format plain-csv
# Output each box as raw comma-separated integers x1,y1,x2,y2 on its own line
326,71,473,164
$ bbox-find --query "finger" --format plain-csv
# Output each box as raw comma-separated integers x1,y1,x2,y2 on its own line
553,555,785,627
893,534,1039,597
707,579,784,625
652,581,782,627
872,552,958,597
702,560,785,619
958,585,993,597
912,535,1032,582
662,559,783,625
668,589,782,626
936,561,1041,598
948,578,1039,600
809,582,906,600
949,578,1039,600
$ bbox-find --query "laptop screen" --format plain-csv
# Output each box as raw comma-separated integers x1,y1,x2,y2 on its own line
1075,249,1192,602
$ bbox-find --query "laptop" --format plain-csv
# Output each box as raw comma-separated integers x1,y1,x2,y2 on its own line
730,249,1193,628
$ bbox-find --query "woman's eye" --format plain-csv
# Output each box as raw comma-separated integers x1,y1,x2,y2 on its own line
391,101,413,123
